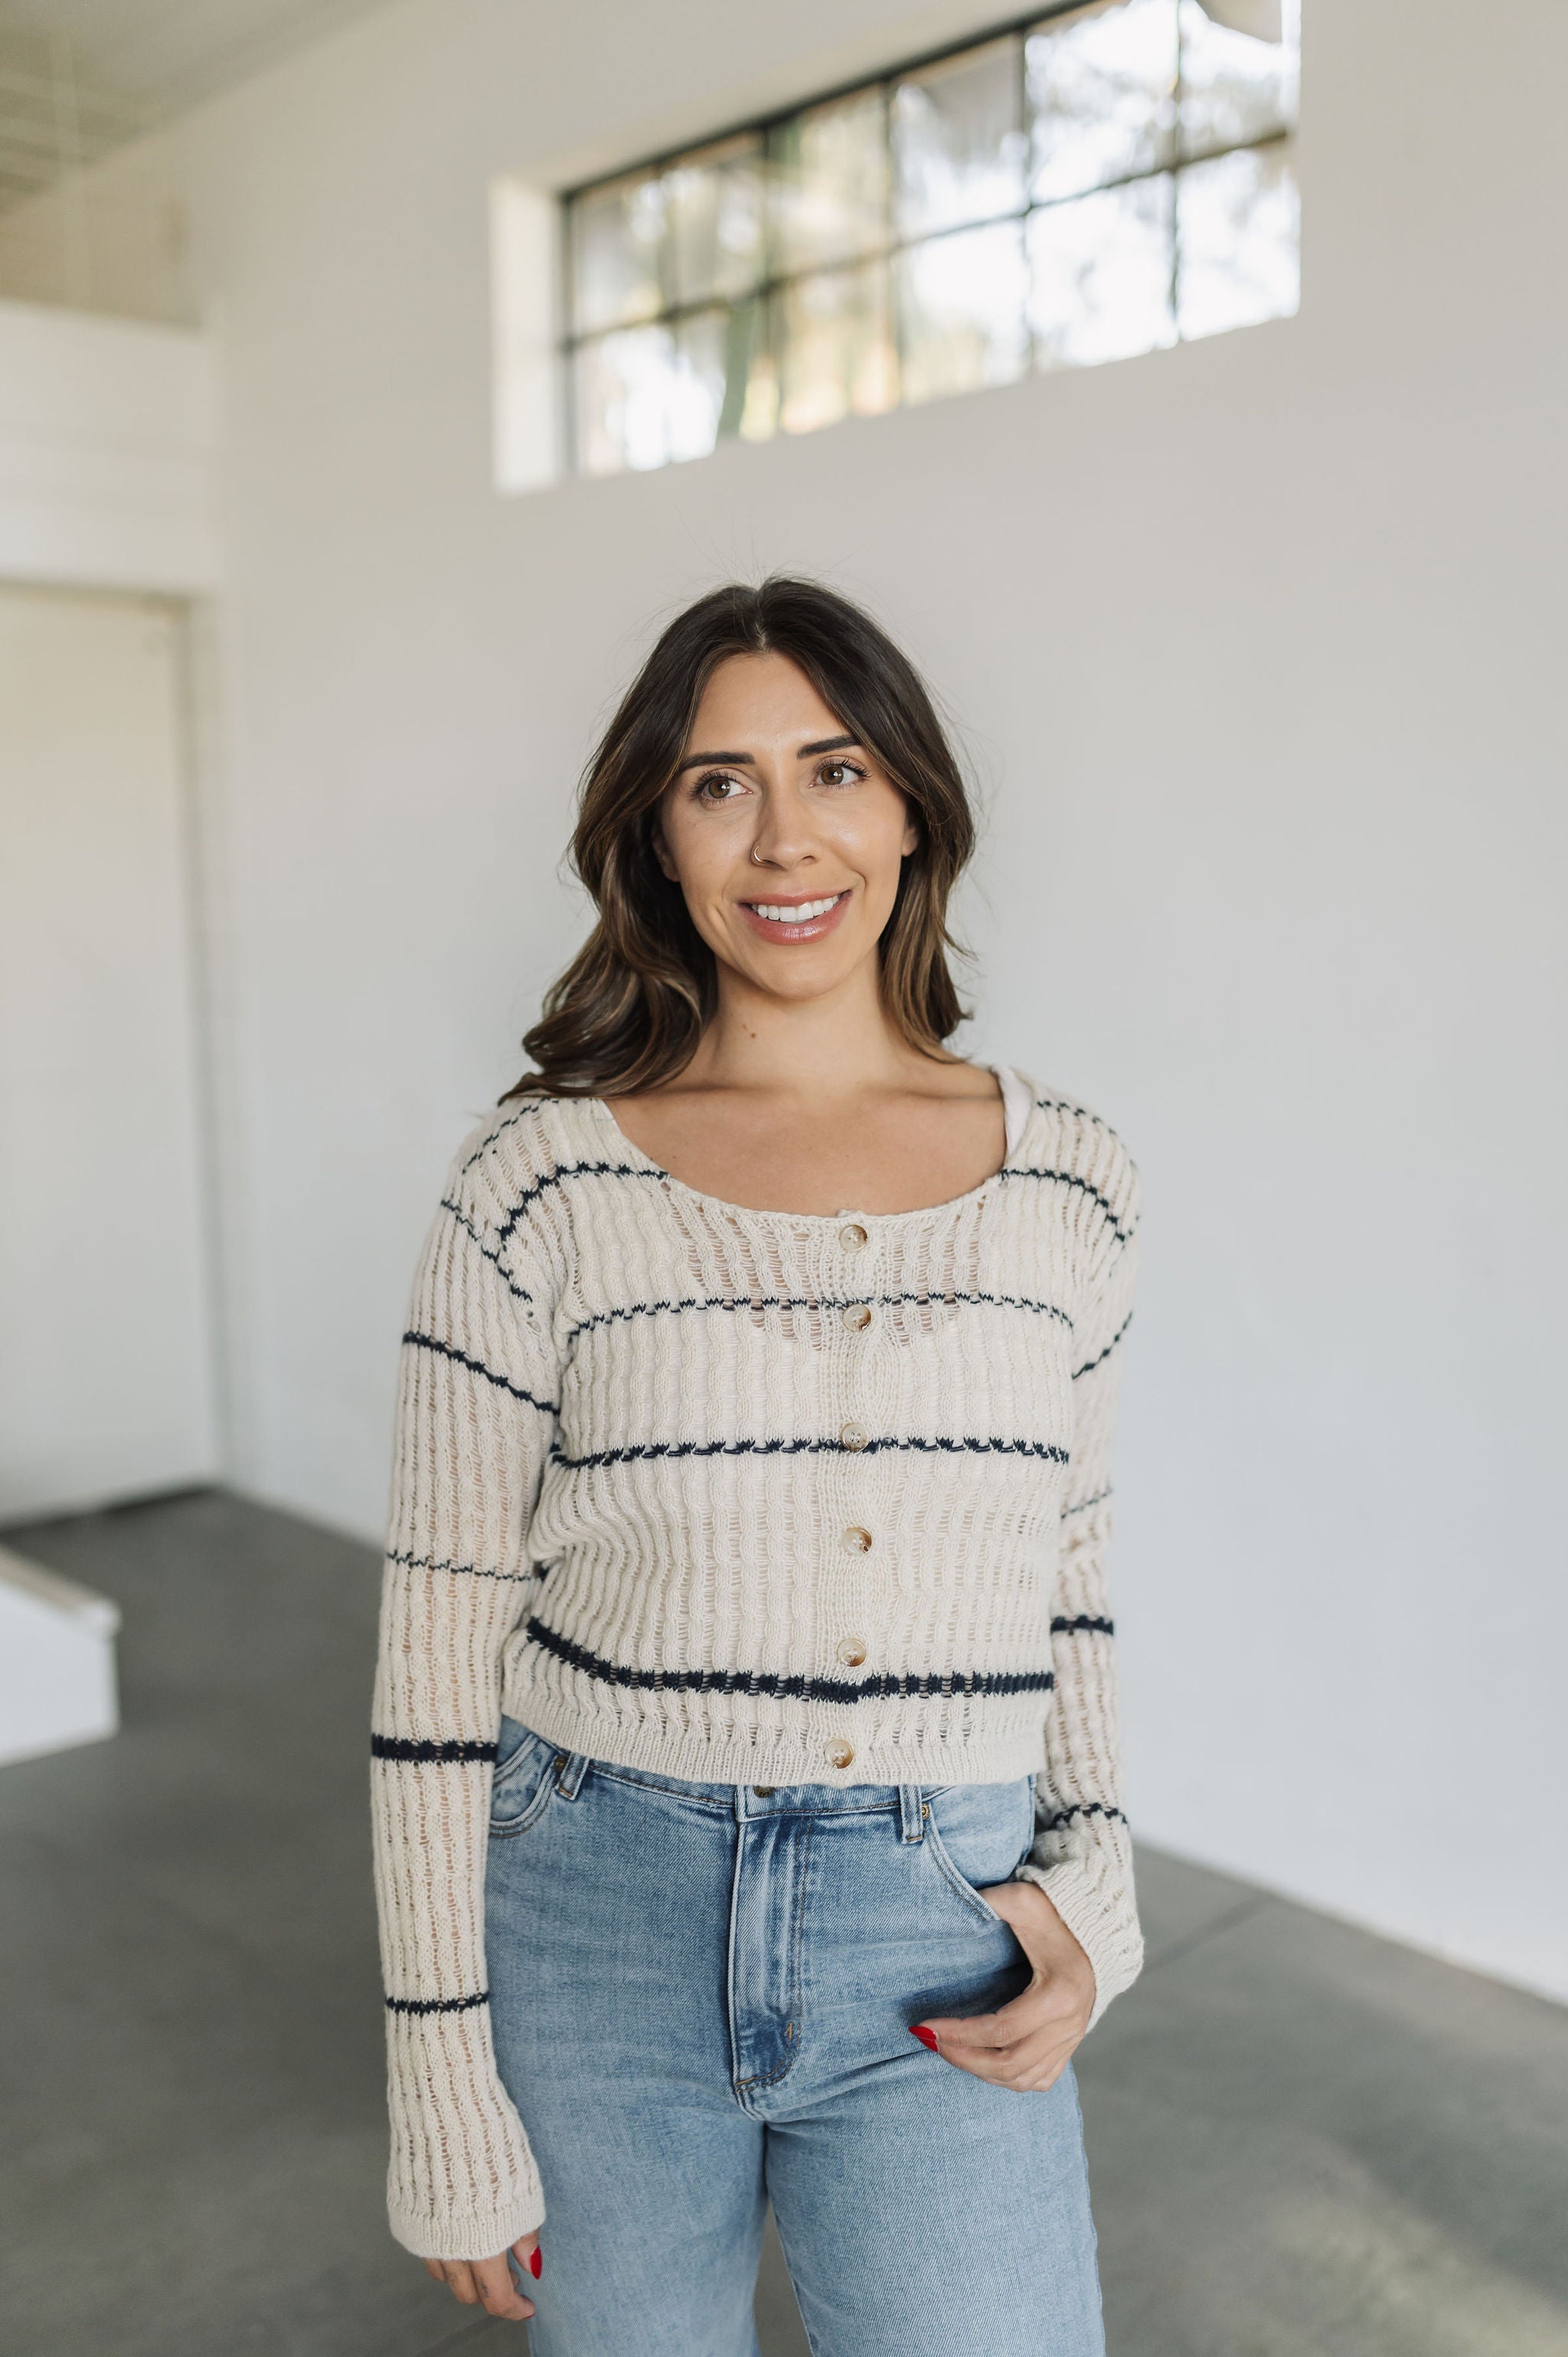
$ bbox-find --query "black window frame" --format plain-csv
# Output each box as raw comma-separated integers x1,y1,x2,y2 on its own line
558,0,1298,475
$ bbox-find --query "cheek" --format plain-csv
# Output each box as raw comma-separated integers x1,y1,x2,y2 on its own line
658,819,745,945
658,803,720,894
836,802,913,889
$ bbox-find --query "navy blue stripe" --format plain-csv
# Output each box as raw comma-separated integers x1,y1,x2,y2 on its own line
1073,1313,1132,1380
524,1616,1054,1703
1051,1613,1115,1637
385,1990,489,2016
438,1198,535,1305
551,1433,1068,1472
999,1165,1136,1246
1037,1800,1127,1832
459,1094,547,1173
494,1160,664,1250
1033,1097,1135,1162
402,1332,557,1415
566,1287,1073,1347
371,1735,498,1764
1061,1488,1112,1517
384,1548,538,1585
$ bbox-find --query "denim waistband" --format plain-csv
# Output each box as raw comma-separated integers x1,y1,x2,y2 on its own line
510,1715,1031,1829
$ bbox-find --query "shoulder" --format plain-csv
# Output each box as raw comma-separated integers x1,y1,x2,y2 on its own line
438,1090,609,1241
1006,1074,1141,1248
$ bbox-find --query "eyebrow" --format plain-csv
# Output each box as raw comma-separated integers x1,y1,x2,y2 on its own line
676,733,861,772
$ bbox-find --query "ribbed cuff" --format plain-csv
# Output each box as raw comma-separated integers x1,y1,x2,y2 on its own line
1014,1855,1144,2032
387,2181,545,2264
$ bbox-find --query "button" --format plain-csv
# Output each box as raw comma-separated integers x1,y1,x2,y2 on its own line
841,1303,873,1334
842,1525,873,1554
824,1738,854,1769
839,1420,869,1452
836,1637,867,1668
753,1785,776,1797
839,1223,868,1250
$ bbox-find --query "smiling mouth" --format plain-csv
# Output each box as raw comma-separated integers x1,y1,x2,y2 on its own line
746,892,844,921
739,889,851,937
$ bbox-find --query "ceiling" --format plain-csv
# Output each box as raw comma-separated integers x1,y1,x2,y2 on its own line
0,0,394,119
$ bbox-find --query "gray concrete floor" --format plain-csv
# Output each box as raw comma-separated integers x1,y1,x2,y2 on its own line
2,1491,1564,2357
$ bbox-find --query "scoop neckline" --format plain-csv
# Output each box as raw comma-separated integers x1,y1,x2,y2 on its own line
585,1066,1035,1231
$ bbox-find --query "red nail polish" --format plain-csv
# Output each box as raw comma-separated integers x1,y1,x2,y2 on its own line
910,2024,939,2051
528,2247,542,2279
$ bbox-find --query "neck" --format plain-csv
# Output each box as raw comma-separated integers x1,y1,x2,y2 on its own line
682,955,940,1101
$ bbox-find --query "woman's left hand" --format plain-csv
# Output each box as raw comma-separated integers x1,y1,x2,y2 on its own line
912,1880,1096,2091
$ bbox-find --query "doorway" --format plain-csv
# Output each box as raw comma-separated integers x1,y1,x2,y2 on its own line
0,584,217,1518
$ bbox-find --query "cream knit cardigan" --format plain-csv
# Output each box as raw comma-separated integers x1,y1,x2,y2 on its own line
371,1068,1141,2260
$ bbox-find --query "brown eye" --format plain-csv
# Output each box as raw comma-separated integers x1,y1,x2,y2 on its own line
818,761,862,788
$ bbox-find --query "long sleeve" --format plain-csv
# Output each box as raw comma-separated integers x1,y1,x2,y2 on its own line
370,1123,562,2259
1015,1139,1142,2028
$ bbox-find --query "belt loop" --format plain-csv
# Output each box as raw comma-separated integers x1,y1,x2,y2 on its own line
555,1750,590,1800
899,1783,925,1845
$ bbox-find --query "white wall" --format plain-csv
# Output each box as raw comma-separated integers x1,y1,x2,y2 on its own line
0,301,220,591
152,0,1563,1996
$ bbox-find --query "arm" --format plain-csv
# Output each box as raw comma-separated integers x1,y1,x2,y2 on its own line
916,1143,1142,2084
371,1120,560,2265
1014,1163,1142,2026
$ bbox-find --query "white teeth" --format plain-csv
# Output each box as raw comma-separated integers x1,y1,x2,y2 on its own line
753,894,841,923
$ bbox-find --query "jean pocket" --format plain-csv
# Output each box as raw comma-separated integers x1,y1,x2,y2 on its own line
922,1776,1037,1927
488,1715,558,1837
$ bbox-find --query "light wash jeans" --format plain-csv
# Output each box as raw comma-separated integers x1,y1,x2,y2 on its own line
485,1715,1105,2357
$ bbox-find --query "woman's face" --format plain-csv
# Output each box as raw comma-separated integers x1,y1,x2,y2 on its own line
655,651,919,1005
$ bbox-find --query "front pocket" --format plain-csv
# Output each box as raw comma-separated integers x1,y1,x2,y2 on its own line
488,1716,559,1837
922,1777,1036,1927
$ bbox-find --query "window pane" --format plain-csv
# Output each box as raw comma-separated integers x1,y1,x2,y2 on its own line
897,221,1030,405
667,136,765,309
1027,0,1178,204
1175,139,1298,338
570,172,667,335
775,262,897,436
1027,173,1174,368
1178,0,1297,160
573,324,678,475
893,38,1027,240
769,91,890,274
675,301,775,449
573,315,754,474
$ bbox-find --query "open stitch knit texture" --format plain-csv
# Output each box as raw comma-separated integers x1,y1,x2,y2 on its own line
371,1067,1142,2260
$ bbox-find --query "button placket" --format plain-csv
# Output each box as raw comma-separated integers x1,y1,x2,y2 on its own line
827,1215,880,1730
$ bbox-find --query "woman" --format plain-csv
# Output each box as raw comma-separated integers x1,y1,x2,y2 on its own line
371,577,1142,2355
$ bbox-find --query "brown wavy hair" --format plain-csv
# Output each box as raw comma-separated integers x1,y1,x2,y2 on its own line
511,576,976,1099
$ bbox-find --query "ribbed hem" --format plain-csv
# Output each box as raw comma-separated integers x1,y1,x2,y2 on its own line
1014,1855,1144,2032
387,2182,545,2264
501,1678,1050,1793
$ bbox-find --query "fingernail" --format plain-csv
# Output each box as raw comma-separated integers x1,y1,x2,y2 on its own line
909,2025,939,2051
528,2247,542,2279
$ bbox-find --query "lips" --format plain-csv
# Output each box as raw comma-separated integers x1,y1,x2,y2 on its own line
738,889,851,942
747,893,843,922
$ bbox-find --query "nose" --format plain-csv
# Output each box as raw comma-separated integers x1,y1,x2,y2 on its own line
746,782,820,874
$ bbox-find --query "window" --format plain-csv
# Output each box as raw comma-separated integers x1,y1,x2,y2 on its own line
560,1,1298,479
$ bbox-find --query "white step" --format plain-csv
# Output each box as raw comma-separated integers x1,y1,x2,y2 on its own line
0,1545,121,1766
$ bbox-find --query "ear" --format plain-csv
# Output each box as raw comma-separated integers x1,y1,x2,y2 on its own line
901,814,922,858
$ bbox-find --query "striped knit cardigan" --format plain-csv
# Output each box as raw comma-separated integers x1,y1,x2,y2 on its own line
371,1068,1141,2260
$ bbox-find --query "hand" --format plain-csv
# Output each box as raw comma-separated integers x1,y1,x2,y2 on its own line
913,1880,1095,2092
423,2229,541,2322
